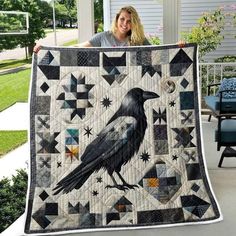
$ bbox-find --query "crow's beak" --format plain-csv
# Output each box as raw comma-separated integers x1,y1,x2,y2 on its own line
143,91,159,101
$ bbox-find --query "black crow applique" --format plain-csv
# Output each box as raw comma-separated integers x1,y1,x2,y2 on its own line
53,88,159,195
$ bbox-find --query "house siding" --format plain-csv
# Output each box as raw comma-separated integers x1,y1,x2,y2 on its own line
106,0,236,61
181,0,236,61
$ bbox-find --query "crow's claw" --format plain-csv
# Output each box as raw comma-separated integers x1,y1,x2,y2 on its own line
106,184,128,191
106,184,139,191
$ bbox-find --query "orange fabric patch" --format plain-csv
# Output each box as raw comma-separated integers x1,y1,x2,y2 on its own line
148,178,159,187
115,204,126,212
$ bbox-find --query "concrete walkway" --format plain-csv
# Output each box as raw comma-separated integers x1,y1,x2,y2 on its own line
0,102,29,180
0,142,29,180
0,103,29,130
0,64,31,75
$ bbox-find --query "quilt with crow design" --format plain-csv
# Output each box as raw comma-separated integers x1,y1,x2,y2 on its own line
25,44,222,234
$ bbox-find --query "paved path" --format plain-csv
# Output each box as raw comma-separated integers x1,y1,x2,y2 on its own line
0,142,29,180
0,64,31,75
0,103,29,130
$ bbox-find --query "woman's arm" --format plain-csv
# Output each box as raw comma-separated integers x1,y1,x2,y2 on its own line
33,44,41,53
33,40,93,53
76,41,93,47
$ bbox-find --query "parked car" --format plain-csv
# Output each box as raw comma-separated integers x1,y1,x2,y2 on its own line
65,23,78,28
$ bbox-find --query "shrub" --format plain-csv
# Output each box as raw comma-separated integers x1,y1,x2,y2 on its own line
182,5,236,60
97,23,104,33
182,8,225,60
0,169,28,233
215,55,236,63
146,33,161,45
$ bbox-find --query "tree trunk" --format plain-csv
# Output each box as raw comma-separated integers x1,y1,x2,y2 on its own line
25,47,28,60
28,44,34,57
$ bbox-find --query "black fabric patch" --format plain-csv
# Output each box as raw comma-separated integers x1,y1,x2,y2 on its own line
39,191,49,201
180,91,194,110
137,208,184,224
154,125,167,140
170,49,192,76
181,195,210,218
191,183,200,192
186,163,202,180
40,82,49,93
32,206,51,229
103,53,126,66
45,203,58,215
39,65,60,80
40,51,54,65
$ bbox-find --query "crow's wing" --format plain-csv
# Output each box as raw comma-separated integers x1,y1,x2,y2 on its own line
80,116,137,164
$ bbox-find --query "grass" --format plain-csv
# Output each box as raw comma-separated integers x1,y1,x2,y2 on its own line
62,39,78,46
0,58,31,70
0,130,27,157
44,28,54,33
0,69,31,111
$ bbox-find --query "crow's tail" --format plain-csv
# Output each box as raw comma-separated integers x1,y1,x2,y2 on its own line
53,162,93,195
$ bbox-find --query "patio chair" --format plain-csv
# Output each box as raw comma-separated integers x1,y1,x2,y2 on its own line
204,79,236,122
215,90,236,167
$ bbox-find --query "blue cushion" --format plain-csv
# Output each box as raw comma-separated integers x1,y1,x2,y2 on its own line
215,119,236,143
204,96,236,112
217,78,236,98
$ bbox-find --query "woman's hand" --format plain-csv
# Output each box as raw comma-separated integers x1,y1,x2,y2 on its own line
33,44,41,54
177,40,186,48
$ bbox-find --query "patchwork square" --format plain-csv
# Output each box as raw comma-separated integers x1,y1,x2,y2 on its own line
180,91,194,110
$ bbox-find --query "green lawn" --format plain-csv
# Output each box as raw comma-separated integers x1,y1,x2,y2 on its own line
0,68,31,111
0,130,28,157
62,39,78,46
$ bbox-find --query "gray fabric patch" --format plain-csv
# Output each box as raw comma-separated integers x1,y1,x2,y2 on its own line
35,96,51,115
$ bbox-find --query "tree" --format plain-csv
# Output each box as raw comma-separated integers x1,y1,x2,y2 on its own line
57,0,77,27
0,0,45,57
38,0,53,28
94,0,103,23
94,0,103,32
0,169,28,233
0,13,26,33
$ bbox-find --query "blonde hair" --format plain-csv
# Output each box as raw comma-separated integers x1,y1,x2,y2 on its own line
111,6,146,46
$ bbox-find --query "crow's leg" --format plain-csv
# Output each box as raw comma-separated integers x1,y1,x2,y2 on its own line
116,171,138,189
106,174,129,191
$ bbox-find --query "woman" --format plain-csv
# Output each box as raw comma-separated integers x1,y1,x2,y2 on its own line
34,5,185,52
33,6,150,53
79,5,150,47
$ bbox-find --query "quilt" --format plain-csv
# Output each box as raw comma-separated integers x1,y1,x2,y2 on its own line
25,44,222,234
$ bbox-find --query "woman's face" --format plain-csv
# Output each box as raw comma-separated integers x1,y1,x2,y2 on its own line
117,10,132,35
